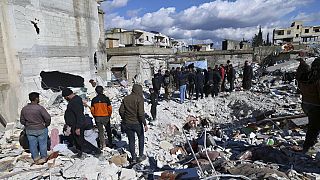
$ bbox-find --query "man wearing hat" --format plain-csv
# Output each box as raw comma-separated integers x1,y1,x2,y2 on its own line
62,88,101,157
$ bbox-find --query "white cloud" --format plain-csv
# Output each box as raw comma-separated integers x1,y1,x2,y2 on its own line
293,12,320,22
104,0,314,45
101,0,129,12
126,8,143,17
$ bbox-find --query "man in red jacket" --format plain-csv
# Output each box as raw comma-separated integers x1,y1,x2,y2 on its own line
219,64,226,92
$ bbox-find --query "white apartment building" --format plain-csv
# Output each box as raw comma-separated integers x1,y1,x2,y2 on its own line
273,21,320,45
106,28,172,48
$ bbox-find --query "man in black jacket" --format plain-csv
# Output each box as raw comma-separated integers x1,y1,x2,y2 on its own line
62,88,101,158
195,69,205,100
242,61,253,90
227,64,236,92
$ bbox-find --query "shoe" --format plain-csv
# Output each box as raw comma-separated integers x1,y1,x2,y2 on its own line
71,152,83,159
36,158,47,165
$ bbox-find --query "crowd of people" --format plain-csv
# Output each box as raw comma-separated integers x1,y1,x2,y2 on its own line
151,60,254,104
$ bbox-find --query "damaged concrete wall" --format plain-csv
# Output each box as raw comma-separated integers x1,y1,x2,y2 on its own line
107,55,168,83
0,0,101,123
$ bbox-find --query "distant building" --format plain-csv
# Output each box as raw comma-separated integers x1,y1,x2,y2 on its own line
222,39,251,50
188,43,214,51
273,21,320,45
106,28,172,48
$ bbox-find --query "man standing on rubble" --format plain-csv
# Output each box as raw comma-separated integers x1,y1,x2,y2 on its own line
219,64,226,92
297,57,320,153
212,65,222,97
227,64,236,92
119,84,148,163
163,70,174,100
62,88,101,158
242,61,253,90
178,67,188,103
20,92,51,164
90,86,113,149
187,68,196,99
195,69,205,100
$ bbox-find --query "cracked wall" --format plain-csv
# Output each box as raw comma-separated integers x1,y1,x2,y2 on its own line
0,0,101,124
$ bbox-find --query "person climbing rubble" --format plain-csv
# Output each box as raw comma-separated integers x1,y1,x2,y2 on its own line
296,57,320,153
242,61,254,90
149,88,158,121
20,92,51,165
119,84,148,163
62,88,101,158
90,86,113,149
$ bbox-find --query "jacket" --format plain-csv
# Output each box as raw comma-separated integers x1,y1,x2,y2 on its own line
64,95,85,129
20,104,51,130
91,94,112,117
150,92,158,105
243,65,253,81
227,68,236,81
178,72,187,86
219,67,225,81
213,71,221,84
299,80,320,106
195,72,205,87
119,84,146,126
188,72,196,85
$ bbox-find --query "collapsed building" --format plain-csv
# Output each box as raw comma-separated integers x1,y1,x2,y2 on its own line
0,0,106,127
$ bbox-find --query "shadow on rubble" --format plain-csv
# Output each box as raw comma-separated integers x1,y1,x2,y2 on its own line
179,118,320,179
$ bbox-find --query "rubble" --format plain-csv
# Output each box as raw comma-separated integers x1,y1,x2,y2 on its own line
0,57,319,179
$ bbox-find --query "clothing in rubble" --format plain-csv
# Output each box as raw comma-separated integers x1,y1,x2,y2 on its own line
90,86,113,149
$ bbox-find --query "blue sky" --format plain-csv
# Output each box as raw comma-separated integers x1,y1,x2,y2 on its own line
101,0,320,45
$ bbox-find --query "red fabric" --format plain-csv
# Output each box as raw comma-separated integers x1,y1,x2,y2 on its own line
219,67,225,81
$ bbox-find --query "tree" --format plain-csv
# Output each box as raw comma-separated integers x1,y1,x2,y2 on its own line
266,32,271,46
252,26,263,47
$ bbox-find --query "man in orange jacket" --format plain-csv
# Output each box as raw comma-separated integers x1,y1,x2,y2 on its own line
90,86,113,149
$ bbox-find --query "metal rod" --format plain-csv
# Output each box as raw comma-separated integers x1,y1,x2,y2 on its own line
204,129,217,176
183,130,204,177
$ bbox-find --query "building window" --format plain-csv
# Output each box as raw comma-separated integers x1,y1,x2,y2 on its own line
146,36,149,41
287,30,291,35
315,28,320,32
305,29,309,33
297,25,300,29
277,30,284,35
296,34,299,38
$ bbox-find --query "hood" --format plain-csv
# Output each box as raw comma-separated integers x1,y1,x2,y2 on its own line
132,84,143,96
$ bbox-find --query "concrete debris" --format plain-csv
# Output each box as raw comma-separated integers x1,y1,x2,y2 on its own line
1,57,320,179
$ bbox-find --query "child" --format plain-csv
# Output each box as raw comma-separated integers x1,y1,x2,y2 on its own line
149,88,158,121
